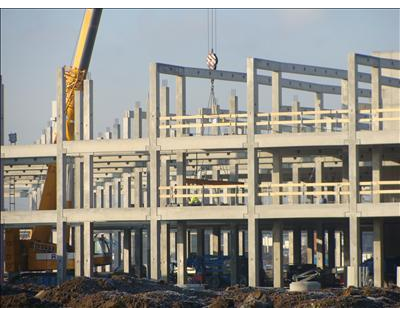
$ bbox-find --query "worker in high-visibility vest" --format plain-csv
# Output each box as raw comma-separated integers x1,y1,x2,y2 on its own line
188,196,201,206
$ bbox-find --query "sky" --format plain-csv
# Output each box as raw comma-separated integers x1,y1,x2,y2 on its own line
1,8,399,144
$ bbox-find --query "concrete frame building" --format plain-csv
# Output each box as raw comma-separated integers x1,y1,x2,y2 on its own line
1,52,399,288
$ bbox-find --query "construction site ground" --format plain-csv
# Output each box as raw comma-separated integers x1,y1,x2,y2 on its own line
1,274,400,308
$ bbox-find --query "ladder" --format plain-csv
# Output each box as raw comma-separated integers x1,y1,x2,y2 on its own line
9,176,16,211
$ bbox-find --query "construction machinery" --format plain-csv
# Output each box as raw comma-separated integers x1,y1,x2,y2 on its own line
5,9,112,274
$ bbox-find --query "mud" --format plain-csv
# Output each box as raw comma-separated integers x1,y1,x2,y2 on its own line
1,275,399,308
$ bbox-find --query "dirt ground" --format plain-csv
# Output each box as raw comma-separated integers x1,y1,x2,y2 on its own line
1,275,400,308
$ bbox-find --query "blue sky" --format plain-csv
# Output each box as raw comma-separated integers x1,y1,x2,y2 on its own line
1,9,399,143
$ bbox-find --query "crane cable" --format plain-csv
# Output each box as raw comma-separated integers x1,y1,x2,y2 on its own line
206,9,218,109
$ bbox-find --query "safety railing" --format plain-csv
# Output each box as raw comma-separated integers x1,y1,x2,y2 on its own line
159,108,350,135
159,113,248,135
159,180,400,206
159,106,399,136
258,181,350,204
159,183,247,206
256,109,349,133
358,107,400,129
359,180,400,202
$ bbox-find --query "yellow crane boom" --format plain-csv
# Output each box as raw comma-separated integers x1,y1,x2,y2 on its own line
6,9,107,274
65,8,102,141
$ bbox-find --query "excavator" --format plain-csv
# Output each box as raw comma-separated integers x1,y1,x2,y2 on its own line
5,9,112,274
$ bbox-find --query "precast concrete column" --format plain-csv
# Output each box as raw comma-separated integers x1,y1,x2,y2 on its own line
160,222,170,281
83,154,93,209
328,228,335,268
104,182,113,208
0,224,4,284
342,153,349,204
210,228,221,255
0,76,5,224
176,222,187,285
343,224,350,267
335,231,343,267
134,169,143,207
186,229,192,257
316,223,325,269
149,63,160,280
238,230,245,256
246,58,260,287
229,89,238,135
230,225,239,285
160,83,170,138
341,79,349,132
122,110,133,139
114,178,121,208
211,104,220,136
145,170,151,208
272,151,282,205
133,102,143,139
56,67,67,285
373,218,384,287
74,158,83,209
229,157,239,205
212,166,220,205
372,147,382,203
96,184,104,208
273,221,283,288
176,151,187,206
74,90,83,209
347,54,360,287
111,231,121,271
134,229,143,276
74,90,83,141
113,119,121,139
197,228,205,256
196,108,205,136
170,229,177,263
83,221,93,277
74,224,84,277
307,229,314,264
123,229,132,274
222,231,229,256
160,157,170,207
176,75,186,137
159,83,170,197
293,227,302,265
315,157,323,204
271,71,282,133
83,79,93,140
291,98,300,133
122,172,131,208
315,92,324,132
290,164,299,204
348,215,360,287
371,63,382,131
